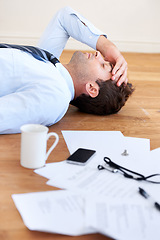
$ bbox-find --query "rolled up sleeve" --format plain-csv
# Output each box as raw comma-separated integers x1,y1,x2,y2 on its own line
38,6,107,58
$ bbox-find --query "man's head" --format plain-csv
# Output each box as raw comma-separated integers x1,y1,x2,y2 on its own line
70,80,134,115
64,51,113,98
64,50,134,115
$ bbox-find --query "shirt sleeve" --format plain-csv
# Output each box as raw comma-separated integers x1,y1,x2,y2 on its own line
38,6,107,59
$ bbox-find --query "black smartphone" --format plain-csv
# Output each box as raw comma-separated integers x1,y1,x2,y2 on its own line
66,148,96,165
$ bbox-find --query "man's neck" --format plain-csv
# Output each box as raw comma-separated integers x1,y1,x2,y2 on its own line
63,63,88,99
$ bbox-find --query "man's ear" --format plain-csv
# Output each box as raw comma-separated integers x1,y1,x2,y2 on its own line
85,82,100,98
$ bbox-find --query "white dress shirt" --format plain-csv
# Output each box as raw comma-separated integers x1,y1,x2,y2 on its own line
0,6,106,134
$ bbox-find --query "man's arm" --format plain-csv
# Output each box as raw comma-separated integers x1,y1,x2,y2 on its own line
38,6,127,85
38,6,104,59
96,36,128,86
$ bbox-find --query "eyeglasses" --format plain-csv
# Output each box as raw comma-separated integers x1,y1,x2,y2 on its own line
98,157,160,184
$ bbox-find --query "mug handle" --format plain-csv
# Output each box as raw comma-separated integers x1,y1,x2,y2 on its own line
46,132,59,160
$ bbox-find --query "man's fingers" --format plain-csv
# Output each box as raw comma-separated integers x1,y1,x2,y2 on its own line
116,69,128,86
111,58,128,85
112,61,122,76
112,61,127,79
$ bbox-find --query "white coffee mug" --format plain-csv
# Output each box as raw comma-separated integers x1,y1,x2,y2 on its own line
20,124,59,169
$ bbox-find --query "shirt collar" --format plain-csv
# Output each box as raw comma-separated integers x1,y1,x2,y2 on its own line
56,63,75,100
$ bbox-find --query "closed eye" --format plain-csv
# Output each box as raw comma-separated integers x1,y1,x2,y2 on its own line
102,63,112,72
103,62,113,72
109,63,113,72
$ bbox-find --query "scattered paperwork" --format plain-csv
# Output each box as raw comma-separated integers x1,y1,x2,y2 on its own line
12,131,160,239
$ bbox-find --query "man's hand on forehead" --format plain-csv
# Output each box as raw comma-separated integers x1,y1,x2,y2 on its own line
111,54,128,86
96,36,128,86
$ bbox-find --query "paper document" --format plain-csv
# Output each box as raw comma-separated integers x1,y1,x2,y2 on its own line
85,196,160,240
12,190,95,236
62,130,124,164
12,189,160,239
46,162,139,198
35,160,84,180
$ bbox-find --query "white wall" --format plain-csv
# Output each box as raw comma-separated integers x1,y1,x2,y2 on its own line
0,0,160,53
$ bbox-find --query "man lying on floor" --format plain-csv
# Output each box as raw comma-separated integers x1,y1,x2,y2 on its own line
0,6,133,134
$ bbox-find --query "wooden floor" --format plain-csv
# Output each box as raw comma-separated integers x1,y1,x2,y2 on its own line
0,51,160,240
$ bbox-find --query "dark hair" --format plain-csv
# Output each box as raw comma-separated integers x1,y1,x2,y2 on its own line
70,79,134,115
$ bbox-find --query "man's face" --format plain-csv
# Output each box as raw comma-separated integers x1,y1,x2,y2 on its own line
70,51,112,82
